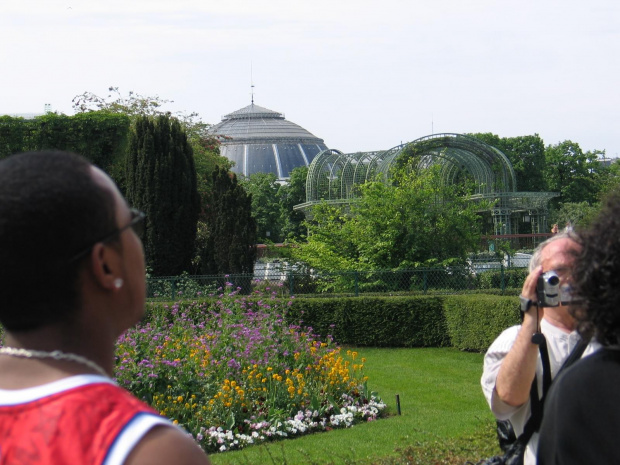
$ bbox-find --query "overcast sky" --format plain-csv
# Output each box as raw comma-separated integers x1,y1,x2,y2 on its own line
2,0,619,158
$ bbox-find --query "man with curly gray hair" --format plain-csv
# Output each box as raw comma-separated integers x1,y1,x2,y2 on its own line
481,230,599,465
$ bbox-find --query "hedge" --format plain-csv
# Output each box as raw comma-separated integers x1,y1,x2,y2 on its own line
139,293,521,353
0,113,130,188
285,296,450,348
1,294,521,353
286,295,520,352
443,295,521,352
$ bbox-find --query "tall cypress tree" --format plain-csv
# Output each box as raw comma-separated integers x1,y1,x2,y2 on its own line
201,167,256,276
126,114,199,276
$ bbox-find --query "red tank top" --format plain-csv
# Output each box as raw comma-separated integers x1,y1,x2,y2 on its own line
0,376,169,465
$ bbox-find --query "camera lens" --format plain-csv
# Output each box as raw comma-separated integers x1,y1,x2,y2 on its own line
546,274,560,285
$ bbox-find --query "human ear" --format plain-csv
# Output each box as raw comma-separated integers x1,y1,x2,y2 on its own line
90,243,123,291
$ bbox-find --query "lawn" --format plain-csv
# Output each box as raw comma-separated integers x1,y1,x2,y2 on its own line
210,347,500,465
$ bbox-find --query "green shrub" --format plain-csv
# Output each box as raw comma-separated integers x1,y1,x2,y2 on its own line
287,296,449,348
285,294,520,352
477,268,528,290
0,293,521,355
442,295,520,351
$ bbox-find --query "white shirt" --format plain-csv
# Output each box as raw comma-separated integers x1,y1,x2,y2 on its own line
481,318,600,465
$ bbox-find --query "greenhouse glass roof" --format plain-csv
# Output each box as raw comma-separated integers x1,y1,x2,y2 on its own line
208,103,328,179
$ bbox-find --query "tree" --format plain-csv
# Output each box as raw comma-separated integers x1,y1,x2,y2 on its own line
200,167,256,276
544,140,605,207
126,114,200,276
73,86,174,117
290,166,485,271
471,133,546,192
278,166,309,241
240,173,283,243
238,167,310,244
598,158,620,198
73,86,230,196
551,202,598,229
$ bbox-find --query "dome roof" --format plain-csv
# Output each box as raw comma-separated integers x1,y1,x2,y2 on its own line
208,103,328,179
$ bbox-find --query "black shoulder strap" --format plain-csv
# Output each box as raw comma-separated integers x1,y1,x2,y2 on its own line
518,338,551,444
538,336,552,395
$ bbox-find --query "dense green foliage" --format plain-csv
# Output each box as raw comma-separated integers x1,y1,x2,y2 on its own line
544,140,606,208
239,166,309,243
469,133,612,231
240,173,283,243
471,133,546,193
0,113,130,186
139,292,520,353
291,167,485,272
551,201,599,229
126,115,200,276
443,295,521,352
279,166,309,240
477,268,528,290
283,294,520,352
287,296,449,348
200,167,256,276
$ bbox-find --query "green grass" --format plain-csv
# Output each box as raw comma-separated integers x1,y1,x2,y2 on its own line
210,348,500,465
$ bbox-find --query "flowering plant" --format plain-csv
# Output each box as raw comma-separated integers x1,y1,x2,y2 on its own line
115,282,386,453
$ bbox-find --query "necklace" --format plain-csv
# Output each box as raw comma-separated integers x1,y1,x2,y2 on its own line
0,347,109,378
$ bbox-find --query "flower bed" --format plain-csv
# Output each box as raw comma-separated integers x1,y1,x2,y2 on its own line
115,283,386,453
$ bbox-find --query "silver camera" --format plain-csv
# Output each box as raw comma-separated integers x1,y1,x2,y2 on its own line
536,270,573,307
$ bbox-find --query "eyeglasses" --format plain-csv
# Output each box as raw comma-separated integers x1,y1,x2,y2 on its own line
69,208,146,262
113,208,146,239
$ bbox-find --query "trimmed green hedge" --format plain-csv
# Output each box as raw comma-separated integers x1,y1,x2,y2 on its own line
443,295,521,352
286,296,449,348
1,294,520,353
138,294,521,352
286,294,520,352
0,112,130,188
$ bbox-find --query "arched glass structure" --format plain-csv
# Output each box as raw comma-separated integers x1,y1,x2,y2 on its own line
297,133,557,235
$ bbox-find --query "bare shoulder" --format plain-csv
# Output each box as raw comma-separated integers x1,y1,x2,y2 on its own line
124,424,211,465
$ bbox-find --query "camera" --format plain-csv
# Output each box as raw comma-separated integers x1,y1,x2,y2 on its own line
536,270,573,307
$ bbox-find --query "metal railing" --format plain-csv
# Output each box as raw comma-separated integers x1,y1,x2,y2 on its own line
146,261,529,300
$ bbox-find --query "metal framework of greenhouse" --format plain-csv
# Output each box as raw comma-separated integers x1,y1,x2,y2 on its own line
294,133,558,237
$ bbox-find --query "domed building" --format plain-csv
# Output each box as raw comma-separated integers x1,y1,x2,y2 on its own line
208,103,328,180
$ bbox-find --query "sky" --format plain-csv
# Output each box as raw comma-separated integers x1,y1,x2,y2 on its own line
2,0,619,158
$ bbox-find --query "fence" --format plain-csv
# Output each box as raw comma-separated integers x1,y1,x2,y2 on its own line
146,260,530,300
